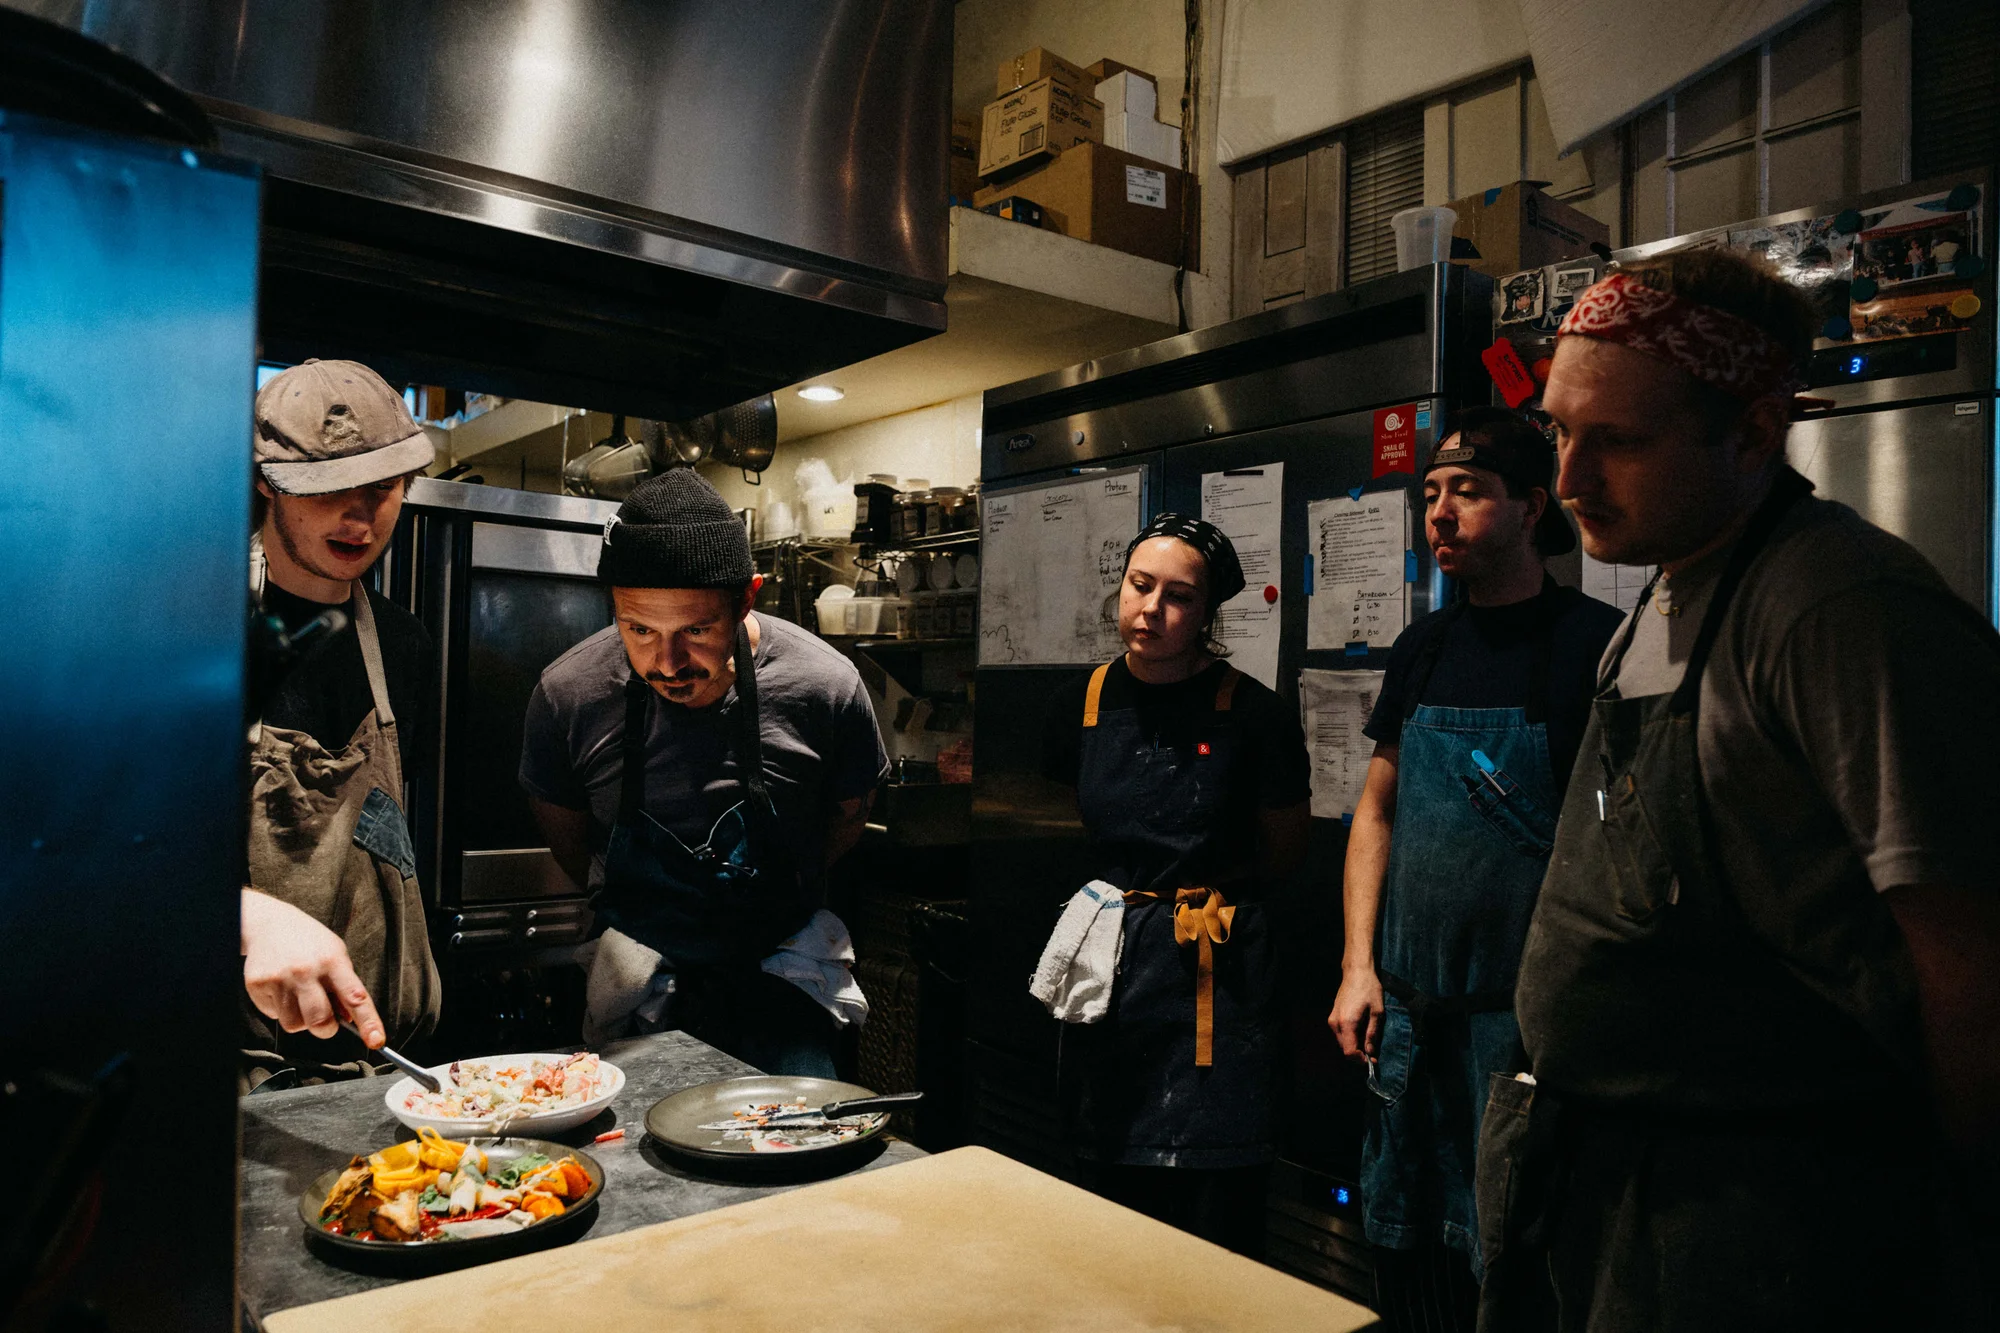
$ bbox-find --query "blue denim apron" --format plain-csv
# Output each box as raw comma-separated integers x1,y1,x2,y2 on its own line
591,622,828,1071
1361,599,1561,1265
1074,661,1279,1168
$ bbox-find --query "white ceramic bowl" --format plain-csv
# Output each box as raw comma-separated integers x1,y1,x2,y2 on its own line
382,1052,625,1138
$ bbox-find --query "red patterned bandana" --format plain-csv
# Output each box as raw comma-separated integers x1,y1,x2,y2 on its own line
1557,271,1802,402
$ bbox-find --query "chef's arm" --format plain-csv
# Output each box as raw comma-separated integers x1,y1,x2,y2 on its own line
824,793,870,869
1328,744,1399,1061
241,888,384,1048
1257,800,1311,883
1884,882,2000,1176
529,796,594,891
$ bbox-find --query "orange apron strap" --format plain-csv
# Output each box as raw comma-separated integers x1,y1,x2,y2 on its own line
1162,886,1236,1068
1213,666,1242,713
1081,662,1112,728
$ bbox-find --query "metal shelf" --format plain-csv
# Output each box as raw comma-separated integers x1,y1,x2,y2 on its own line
866,530,979,555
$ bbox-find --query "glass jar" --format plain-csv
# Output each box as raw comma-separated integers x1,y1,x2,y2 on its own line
927,486,967,536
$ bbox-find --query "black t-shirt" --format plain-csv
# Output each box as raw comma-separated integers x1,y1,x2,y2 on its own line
1365,578,1624,793
260,583,435,779
1041,658,1311,811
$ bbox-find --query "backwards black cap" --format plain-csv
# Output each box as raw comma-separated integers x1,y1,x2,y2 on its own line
1425,407,1577,557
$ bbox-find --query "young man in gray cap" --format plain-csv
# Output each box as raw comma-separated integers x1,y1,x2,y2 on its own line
1326,407,1621,1331
521,468,887,1077
239,358,440,1084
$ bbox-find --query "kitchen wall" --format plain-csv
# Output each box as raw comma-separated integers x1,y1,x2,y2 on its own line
703,394,984,536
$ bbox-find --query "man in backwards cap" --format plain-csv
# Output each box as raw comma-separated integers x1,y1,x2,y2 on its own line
521,469,887,1076
241,359,440,1084
1327,408,1621,1330
1482,250,2000,1329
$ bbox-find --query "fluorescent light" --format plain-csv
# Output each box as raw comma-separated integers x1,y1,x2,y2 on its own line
797,385,845,402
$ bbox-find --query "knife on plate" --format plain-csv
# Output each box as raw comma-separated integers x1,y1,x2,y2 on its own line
755,1091,924,1125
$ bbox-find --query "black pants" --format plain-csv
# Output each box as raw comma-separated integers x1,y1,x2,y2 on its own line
1088,1161,1271,1258
1373,1243,1480,1333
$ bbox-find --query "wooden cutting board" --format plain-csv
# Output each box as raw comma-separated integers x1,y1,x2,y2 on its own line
267,1146,1377,1331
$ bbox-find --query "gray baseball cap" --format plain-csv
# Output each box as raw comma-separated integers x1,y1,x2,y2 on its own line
254,359,434,496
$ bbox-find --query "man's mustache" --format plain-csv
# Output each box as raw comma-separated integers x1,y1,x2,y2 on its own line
645,667,710,684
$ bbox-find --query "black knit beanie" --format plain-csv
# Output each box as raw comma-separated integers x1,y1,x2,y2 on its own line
597,468,755,588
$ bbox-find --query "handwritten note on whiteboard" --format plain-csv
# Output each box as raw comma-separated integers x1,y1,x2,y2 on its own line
1300,668,1384,819
1306,493,1410,650
978,467,1146,666
1200,463,1284,690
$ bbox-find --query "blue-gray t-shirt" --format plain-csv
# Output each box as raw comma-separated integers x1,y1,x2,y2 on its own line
519,613,888,892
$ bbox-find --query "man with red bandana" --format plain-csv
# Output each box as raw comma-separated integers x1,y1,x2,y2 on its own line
1476,251,2000,1330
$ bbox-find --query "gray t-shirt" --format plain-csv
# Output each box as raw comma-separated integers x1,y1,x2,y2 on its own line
1601,488,2000,1065
520,613,888,892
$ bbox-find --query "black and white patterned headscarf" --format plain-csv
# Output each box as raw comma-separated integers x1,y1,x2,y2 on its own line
1124,513,1247,609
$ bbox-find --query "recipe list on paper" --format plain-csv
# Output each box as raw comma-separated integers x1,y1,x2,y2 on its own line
1306,493,1410,650
1200,463,1284,690
1299,667,1384,820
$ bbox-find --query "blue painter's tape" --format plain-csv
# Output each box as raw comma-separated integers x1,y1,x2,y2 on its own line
1415,409,1432,429
1405,549,1418,582
1303,553,1314,595
1348,485,1364,501
1345,641,1370,658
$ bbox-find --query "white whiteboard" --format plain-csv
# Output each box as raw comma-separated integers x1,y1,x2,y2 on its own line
978,467,1147,666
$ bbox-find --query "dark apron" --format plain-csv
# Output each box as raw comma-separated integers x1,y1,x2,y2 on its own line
1363,598,1561,1268
1073,661,1278,1168
592,622,819,1020
244,548,438,1090
1481,468,1957,1331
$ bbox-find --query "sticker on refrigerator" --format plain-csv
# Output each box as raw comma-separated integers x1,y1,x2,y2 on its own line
1125,165,1167,209
1372,405,1417,477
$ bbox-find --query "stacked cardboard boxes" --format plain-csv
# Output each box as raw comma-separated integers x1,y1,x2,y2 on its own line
980,46,1104,178
975,47,1198,267
1447,182,1608,278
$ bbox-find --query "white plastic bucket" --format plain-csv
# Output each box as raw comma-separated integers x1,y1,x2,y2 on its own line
1390,206,1458,272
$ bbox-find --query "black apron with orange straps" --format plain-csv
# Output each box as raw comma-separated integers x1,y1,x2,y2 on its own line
1072,660,1279,1169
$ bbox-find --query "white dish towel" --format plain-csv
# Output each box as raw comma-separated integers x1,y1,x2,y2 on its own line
1028,880,1125,1023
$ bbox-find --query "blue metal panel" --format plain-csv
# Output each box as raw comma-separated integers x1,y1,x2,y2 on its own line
0,113,258,1326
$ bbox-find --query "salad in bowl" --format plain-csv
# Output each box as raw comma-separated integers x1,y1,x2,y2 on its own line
384,1051,624,1137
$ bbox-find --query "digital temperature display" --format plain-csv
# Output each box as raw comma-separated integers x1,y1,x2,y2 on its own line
1808,332,1958,388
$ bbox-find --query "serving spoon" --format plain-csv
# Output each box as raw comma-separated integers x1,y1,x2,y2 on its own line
339,1018,442,1093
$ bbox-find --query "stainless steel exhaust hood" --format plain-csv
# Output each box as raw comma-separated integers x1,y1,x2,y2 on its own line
19,0,951,419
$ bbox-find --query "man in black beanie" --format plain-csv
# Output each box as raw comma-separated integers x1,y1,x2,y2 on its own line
520,468,887,1075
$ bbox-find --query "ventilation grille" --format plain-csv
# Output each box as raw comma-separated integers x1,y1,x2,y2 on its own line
1911,0,2000,179
1343,105,1426,287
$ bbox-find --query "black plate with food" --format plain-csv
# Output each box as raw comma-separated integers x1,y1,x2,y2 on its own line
299,1131,603,1270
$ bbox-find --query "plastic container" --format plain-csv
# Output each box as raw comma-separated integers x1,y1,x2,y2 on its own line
950,590,977,636
1391,206,1458,272
802,480,854,539
814,584,856,635
852,474,897,544
926,485,967,536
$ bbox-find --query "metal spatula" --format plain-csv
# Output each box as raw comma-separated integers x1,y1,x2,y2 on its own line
756,1091,923,1125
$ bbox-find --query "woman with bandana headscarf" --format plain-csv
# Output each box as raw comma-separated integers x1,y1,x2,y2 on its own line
1039,514,1312,1257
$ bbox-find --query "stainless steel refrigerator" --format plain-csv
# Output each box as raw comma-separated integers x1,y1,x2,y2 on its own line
1617,170,1997,620
969,263,1493,1298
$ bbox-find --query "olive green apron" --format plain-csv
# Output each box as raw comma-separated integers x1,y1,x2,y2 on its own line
243,542,439,1087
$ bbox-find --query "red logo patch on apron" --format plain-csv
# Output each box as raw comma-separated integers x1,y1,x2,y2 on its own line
1197,742,1212,756
1373,405,1417,477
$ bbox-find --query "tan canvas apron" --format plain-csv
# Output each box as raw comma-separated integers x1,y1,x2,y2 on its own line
243,542,439,1084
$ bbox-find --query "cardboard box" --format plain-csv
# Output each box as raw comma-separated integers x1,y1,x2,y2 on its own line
996,46,1090,96
1094,70,1157,120
1448,182,1609,279
973,142,1199,267
1104,112,1180,168
949,115,980,201
1085,59,1155,85
979,77,1104,177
